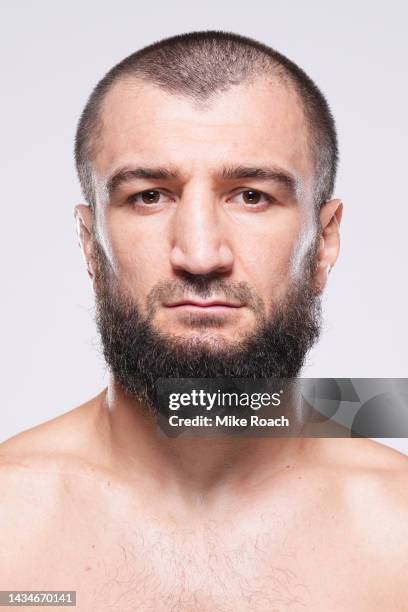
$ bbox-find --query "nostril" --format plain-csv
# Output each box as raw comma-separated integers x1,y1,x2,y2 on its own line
169,243,234,276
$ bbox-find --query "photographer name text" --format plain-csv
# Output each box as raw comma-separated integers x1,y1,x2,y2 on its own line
168,415,289,427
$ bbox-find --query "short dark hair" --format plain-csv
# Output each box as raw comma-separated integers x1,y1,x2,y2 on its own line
75,30,338,210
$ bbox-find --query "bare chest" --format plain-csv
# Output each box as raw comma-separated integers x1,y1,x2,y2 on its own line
9,513,398,612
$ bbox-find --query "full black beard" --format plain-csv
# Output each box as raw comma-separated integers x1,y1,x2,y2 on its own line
92,235,322,412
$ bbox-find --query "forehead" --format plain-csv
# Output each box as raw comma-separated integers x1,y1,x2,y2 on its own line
93,76,313,192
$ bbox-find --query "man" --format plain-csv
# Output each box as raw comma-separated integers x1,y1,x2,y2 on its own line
0,31,407,611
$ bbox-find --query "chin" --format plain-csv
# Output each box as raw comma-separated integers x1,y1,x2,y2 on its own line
157,313,252,336
164,328,245,352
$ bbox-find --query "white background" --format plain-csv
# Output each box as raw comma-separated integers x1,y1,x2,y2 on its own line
0,0,407,452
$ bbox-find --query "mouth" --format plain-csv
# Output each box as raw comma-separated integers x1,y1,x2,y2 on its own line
165,300,243,312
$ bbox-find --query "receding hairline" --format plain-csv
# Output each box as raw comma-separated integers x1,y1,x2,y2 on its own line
87,68,310,171
75,30,338,210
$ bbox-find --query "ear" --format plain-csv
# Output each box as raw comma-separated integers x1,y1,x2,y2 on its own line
314,198,343,294
74,203,95,279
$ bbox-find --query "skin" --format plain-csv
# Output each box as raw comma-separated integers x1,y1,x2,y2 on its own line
0,76,407,611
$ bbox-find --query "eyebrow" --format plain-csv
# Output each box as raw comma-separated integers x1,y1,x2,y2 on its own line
220,165,298,194
106,164,299,199
106,167,178,198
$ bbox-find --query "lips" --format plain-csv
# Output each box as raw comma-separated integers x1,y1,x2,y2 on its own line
166,300,242,308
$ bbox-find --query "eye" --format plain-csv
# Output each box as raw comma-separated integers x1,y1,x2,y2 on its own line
229,189,274,208
128,190,173,206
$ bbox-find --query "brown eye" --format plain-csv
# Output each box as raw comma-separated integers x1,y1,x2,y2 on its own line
227,189,273,210
242,190,262,205
141,190,161,204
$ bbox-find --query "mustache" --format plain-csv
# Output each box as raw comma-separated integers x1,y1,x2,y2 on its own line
145,273,266,317
93,237,263,318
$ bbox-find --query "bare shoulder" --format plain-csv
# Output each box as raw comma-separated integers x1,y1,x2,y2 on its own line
318,437,408,501
302,438,408,603
318,438,408,559
0,391,112,509
0,388,114,468
0,391,105,461
0,393,117,554
323,436,408,476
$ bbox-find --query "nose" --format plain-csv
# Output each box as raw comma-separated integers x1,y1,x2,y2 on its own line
169,192,234,276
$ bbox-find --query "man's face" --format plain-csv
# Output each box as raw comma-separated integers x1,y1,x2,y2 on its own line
93,77,316,336
75,75,340,403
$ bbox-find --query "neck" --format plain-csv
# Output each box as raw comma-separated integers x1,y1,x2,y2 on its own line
95,375,312,506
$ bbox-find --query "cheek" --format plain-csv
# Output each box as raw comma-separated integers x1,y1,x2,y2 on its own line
99,215,168,299
235,215,305,303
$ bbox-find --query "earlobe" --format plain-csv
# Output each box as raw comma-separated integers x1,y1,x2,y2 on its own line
314,198,343,294
74,204,95,279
